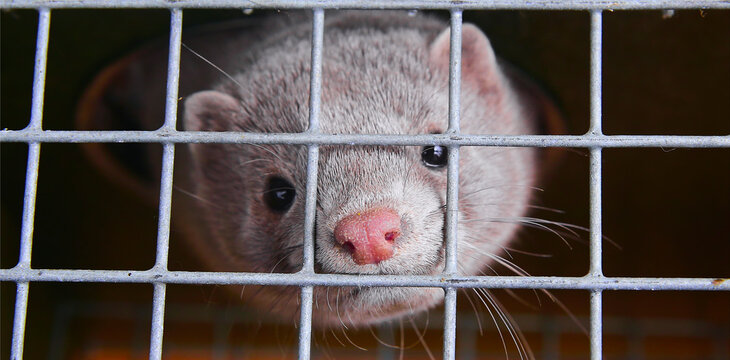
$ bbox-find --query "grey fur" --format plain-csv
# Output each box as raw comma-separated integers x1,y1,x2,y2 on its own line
183,11,538,326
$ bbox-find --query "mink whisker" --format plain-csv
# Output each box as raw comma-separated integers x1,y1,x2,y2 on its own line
471,287,511,360
368,323,401,349
182,42,245,90
173,185,225,209
460,183,544,202
409,317,435,360
477,288,533,360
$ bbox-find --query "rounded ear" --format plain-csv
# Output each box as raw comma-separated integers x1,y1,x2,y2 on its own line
75,46,167,204
429,23,503,95
183,91,244,177
183,90,242,132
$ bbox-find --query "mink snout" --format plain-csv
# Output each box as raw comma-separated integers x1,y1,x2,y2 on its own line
333,208,402,265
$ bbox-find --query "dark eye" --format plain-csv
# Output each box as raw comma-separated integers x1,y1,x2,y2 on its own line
264,177,296,212
421,145,448,168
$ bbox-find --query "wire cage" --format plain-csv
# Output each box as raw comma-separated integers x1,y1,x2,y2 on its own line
1,1,729,359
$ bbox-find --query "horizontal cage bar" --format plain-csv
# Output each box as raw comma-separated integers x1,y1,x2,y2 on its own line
3,0,730,9
1,131,729,147
1,269,728,291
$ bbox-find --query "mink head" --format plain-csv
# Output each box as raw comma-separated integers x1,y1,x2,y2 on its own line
183,12,536,326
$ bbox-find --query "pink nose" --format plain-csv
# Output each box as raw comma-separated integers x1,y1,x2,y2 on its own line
334,208,401,265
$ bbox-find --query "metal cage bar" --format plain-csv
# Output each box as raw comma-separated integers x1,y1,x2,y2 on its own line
443,9,463,359
10,7,51,360
149,8,183,359
4,0,730,10
2,270,728,290
588,10,604,360
297,8,325,360
2,2,730,360
2,131,728,147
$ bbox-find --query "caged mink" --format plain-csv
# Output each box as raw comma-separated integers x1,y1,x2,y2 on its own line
77,11,562,327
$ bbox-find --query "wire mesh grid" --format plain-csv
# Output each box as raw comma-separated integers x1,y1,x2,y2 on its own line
42,301,730,360
1,1,729,360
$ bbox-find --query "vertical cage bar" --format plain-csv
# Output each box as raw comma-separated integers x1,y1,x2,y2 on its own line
447,9,462,133
297,286,314,360
149,283,167,360
589,10,603,136
444,8,462,276
301,8,324,272
10,283,30,360
306,8,324,133
443,9,463,360
16,144,42,269
11,8,51,360
588,10,604,278
589,148,603,276
589,10,604,360
161,8,183,131
149,9,183,360
148,144,174,360
590,290,603,360
301,144,319,273
10,144,41,360
298,8,324,360
589,148,603,360
154,8,182,270
443,288,458,359
25,7,51,131
18,7,51,267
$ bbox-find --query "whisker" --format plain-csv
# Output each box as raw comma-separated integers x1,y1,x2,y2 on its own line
525,204,566,214
335,287,348,330
463,216,574,249
248,143,288,164
458,268,485,336
490,215,621,250
326,286,334,313
471,287,509,360
368,323,401,350
539,288,588,335
459,241,502,276
478,289,528,360
462,236,554,258
481,289,533,360
399,319,405,360
240,157,277,167
173,185,224,209
329,326,346,347
484,252,532,278
460,184,544,202
409,317,435,360
339,322,367,351
182,42,245,90
503,288,541,310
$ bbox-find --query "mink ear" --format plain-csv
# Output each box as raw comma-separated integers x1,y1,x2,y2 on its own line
183,90,242,132
429,24,503,95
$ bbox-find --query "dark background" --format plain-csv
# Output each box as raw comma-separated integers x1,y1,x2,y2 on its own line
2,8,729,359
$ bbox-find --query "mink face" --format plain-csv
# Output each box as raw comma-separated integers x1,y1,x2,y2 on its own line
183,12,537,326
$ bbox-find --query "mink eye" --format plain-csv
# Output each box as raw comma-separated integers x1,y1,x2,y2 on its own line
264,177,296,212
421,145,448,168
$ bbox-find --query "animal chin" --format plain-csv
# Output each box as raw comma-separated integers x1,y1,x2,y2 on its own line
317,286,444,327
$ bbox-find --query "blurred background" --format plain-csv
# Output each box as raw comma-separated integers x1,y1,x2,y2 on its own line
2,8,729,360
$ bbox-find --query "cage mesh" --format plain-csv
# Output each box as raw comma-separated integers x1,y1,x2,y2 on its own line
1,1,729,360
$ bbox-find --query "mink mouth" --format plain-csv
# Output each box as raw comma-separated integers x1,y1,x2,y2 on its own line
338,259,446,301
325,286,443,326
